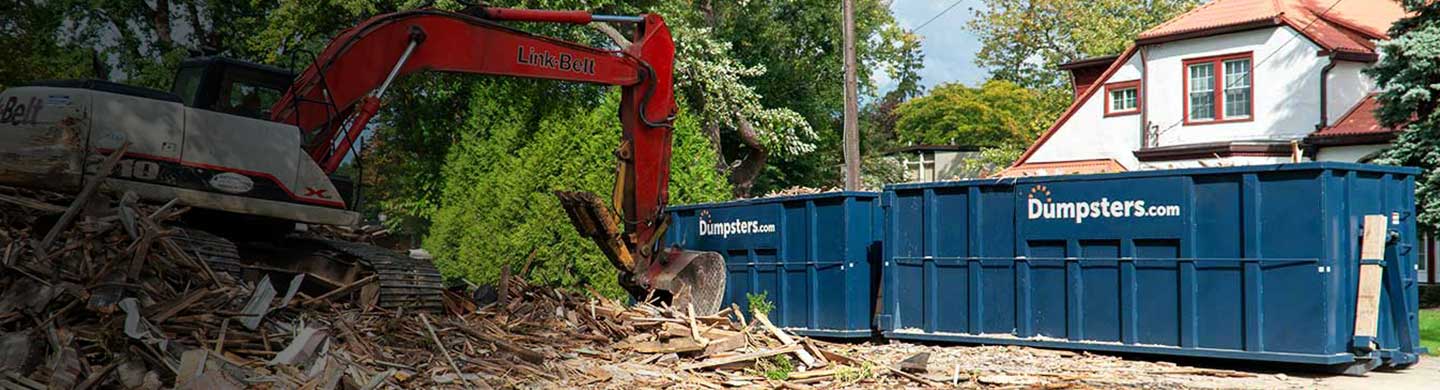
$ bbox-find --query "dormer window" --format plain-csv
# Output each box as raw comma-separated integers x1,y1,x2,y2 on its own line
1183,52,1253,125
1104,80,1141,116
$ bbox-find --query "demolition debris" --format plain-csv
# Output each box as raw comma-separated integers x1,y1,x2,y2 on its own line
0,184,1314,389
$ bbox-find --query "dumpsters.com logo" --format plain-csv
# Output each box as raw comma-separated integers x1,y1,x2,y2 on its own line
697,210,776,238
1026,185,1181,224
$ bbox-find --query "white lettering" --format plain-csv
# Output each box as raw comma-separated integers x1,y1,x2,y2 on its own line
699,218,777,238
1025,191,1180,224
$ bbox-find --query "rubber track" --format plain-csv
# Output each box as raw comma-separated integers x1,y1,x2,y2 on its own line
306,239,446,311
171,228,243,276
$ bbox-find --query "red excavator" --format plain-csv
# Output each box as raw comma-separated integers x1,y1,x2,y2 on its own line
0,7,726,313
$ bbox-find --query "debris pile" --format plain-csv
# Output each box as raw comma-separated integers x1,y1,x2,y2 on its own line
761,186,837,198
0,182,1313,389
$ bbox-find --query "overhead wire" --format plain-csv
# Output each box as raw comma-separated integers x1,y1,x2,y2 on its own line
1148,0,1347,137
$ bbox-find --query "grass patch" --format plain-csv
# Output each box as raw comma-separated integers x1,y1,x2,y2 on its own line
1422,309,1440,355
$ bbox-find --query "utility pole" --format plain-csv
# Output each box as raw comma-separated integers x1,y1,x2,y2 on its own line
842,0,860,190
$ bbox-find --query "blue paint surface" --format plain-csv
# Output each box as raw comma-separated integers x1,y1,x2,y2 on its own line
665,192,882,337
879,162,1426,369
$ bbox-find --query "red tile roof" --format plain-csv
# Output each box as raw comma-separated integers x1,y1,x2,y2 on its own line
1309,94,1400,144
1137,0,1405,55
995,159,1127,178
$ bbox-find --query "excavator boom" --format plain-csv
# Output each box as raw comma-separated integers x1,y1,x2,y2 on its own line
269,7,722,313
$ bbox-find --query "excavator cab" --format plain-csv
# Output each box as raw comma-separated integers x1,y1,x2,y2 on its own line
171,57,295,120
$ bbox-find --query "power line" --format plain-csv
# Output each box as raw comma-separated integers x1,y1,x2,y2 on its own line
914,0,965,32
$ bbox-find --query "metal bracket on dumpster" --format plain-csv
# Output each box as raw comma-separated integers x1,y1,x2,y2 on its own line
1358,259,1385,266
1351,336,1376,353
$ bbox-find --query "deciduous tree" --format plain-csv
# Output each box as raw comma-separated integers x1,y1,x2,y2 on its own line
893,80,1048,149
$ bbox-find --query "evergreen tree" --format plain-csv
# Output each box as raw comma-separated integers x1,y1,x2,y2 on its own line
1368,0,1440,229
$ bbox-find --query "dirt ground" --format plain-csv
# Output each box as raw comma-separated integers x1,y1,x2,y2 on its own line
830,340,1437,389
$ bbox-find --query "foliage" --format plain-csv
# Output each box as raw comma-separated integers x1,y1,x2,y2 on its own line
966,0,1201,128
421,91,730,297
746,291,775,317
969,0,1200,91
1368,0,1440,230
663,18,816,157
862,155,907,191
893,80,1050,148
833,361,878,385
753,354,795,380
667,0,924,195
952,145,1026,179
0,2,93,88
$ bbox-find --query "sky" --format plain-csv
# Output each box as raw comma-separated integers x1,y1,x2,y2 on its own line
881,0,989,92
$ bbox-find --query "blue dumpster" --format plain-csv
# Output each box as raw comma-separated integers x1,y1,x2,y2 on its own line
665,192,881,337
877,163,1425,372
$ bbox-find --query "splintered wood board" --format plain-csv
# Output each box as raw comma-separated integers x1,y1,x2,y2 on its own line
1353,215,1386,339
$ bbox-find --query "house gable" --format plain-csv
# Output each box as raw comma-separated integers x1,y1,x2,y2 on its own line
1006,0,1405,176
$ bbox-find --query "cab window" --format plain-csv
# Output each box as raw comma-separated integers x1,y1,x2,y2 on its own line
217,75,282,119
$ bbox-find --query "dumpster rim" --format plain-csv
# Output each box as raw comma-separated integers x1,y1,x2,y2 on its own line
883,162,1420,192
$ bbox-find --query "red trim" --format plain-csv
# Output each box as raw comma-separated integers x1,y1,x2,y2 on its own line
1103,80,1142,117
95,148,346,208
1182,51,1254,126
1012,46,1138,167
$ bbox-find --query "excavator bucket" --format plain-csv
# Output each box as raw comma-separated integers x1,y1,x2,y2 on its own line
651,249,727,315
555,190,727,314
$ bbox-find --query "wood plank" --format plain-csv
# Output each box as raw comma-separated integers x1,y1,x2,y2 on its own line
1354,214,1387,340
41,142,129,249
753,313,818,367
678,344,803,371
301,275,377,306
701,335,747,356
632,339,705,354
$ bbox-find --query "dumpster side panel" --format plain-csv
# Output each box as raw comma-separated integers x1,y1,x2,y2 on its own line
882,163,1423,370
663,193,880,337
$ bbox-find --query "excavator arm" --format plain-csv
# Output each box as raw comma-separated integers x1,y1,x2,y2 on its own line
270,7,724,313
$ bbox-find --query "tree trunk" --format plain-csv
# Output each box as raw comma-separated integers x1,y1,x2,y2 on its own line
185,1,210,51
728,118,767,198
152,0,172,45
705,122,727,172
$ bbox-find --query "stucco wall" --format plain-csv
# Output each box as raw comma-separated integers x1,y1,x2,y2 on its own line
1315,144,1386,162
1145,26,1324,146
1326,61,1377,126
1026,53,1145,167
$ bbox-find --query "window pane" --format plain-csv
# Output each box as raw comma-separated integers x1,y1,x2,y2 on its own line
1188,64,1214,120
1111,88,1138,111
1224,59,1251,118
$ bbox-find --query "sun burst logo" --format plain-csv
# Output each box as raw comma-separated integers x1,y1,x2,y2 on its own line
1028,185,1053,202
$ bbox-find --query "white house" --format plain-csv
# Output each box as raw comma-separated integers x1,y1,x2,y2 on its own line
998,0,1435,283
